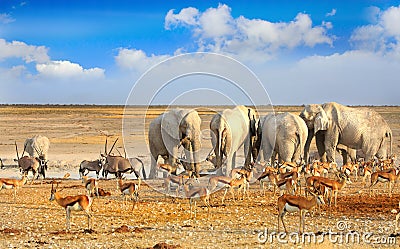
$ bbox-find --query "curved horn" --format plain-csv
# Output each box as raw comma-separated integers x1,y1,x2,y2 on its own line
21,142,27,158
108,138,119,155
15,141,20,160
115,147,123,157
105,138,108,154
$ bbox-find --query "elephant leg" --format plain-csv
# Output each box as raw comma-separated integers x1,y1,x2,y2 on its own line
243,136,253,167
315,131,327,162
339,149,349,165
225,155,233,176
149,145,159,179
232,152,236,170
292,142,302,164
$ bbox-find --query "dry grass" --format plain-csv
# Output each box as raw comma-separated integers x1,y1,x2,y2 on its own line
0,105,399,248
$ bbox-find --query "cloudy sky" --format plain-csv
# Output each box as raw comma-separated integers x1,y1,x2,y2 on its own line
0,0,399,105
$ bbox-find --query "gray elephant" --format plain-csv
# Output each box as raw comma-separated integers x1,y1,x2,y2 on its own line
210,105,257,176
336,144,357,164
300,102,392,163
148,108,202,178
255,112,308,164
24,135,50,161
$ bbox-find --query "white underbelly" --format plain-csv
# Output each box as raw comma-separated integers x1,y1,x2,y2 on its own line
377,176,390,183
68,202,83,211
284,203,300,213
2,184,14,189
122,189,131,195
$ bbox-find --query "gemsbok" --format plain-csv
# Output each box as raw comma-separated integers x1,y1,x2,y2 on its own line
14,141,47,183
101,138,143,179
79,158,104,179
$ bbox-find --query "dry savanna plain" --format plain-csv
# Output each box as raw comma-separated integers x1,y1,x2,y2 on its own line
1,105,400,249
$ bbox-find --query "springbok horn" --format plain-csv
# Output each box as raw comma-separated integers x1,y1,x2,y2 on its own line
108,138,119,155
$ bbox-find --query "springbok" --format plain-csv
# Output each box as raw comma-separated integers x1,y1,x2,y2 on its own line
341,162,359,181
313,173,352,206
207,173,248,204
158,163,184,176
82,176,99,197
257,167,278,195
277,191,325,234
183,179,210,219
369,170,400,197
117,178,140,208
0,175,28,202
49,182,93,231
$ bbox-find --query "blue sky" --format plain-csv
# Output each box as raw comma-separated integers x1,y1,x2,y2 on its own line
0,1,400,105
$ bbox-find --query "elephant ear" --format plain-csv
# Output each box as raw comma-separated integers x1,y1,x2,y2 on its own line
161,109,182,142
314,108,329,134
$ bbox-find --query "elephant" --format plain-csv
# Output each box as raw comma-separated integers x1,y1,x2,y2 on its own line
24,135,50,161
254,112,308,165
148,108,202,178
300,102,392,164
209,105,257,176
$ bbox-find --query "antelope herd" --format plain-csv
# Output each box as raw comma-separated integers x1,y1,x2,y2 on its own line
0,107,399,235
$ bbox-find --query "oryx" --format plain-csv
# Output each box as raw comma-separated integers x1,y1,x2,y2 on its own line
14,141,47,183
101,138,146,179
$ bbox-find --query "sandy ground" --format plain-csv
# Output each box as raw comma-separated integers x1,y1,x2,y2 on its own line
0,105,400,248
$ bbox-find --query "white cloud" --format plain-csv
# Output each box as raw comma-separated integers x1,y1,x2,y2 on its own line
259,50,400,105
326,9,337,17
36,60,105,80
115,48,170,72
164,4,333,62
0,38,49,63
197,4,235,38
351,5,400,56
165,7,199,29
0,13,15,24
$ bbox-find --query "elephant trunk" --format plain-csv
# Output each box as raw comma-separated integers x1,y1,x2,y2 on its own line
191,139,200,178
215,119,224,169
303,128,314,163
